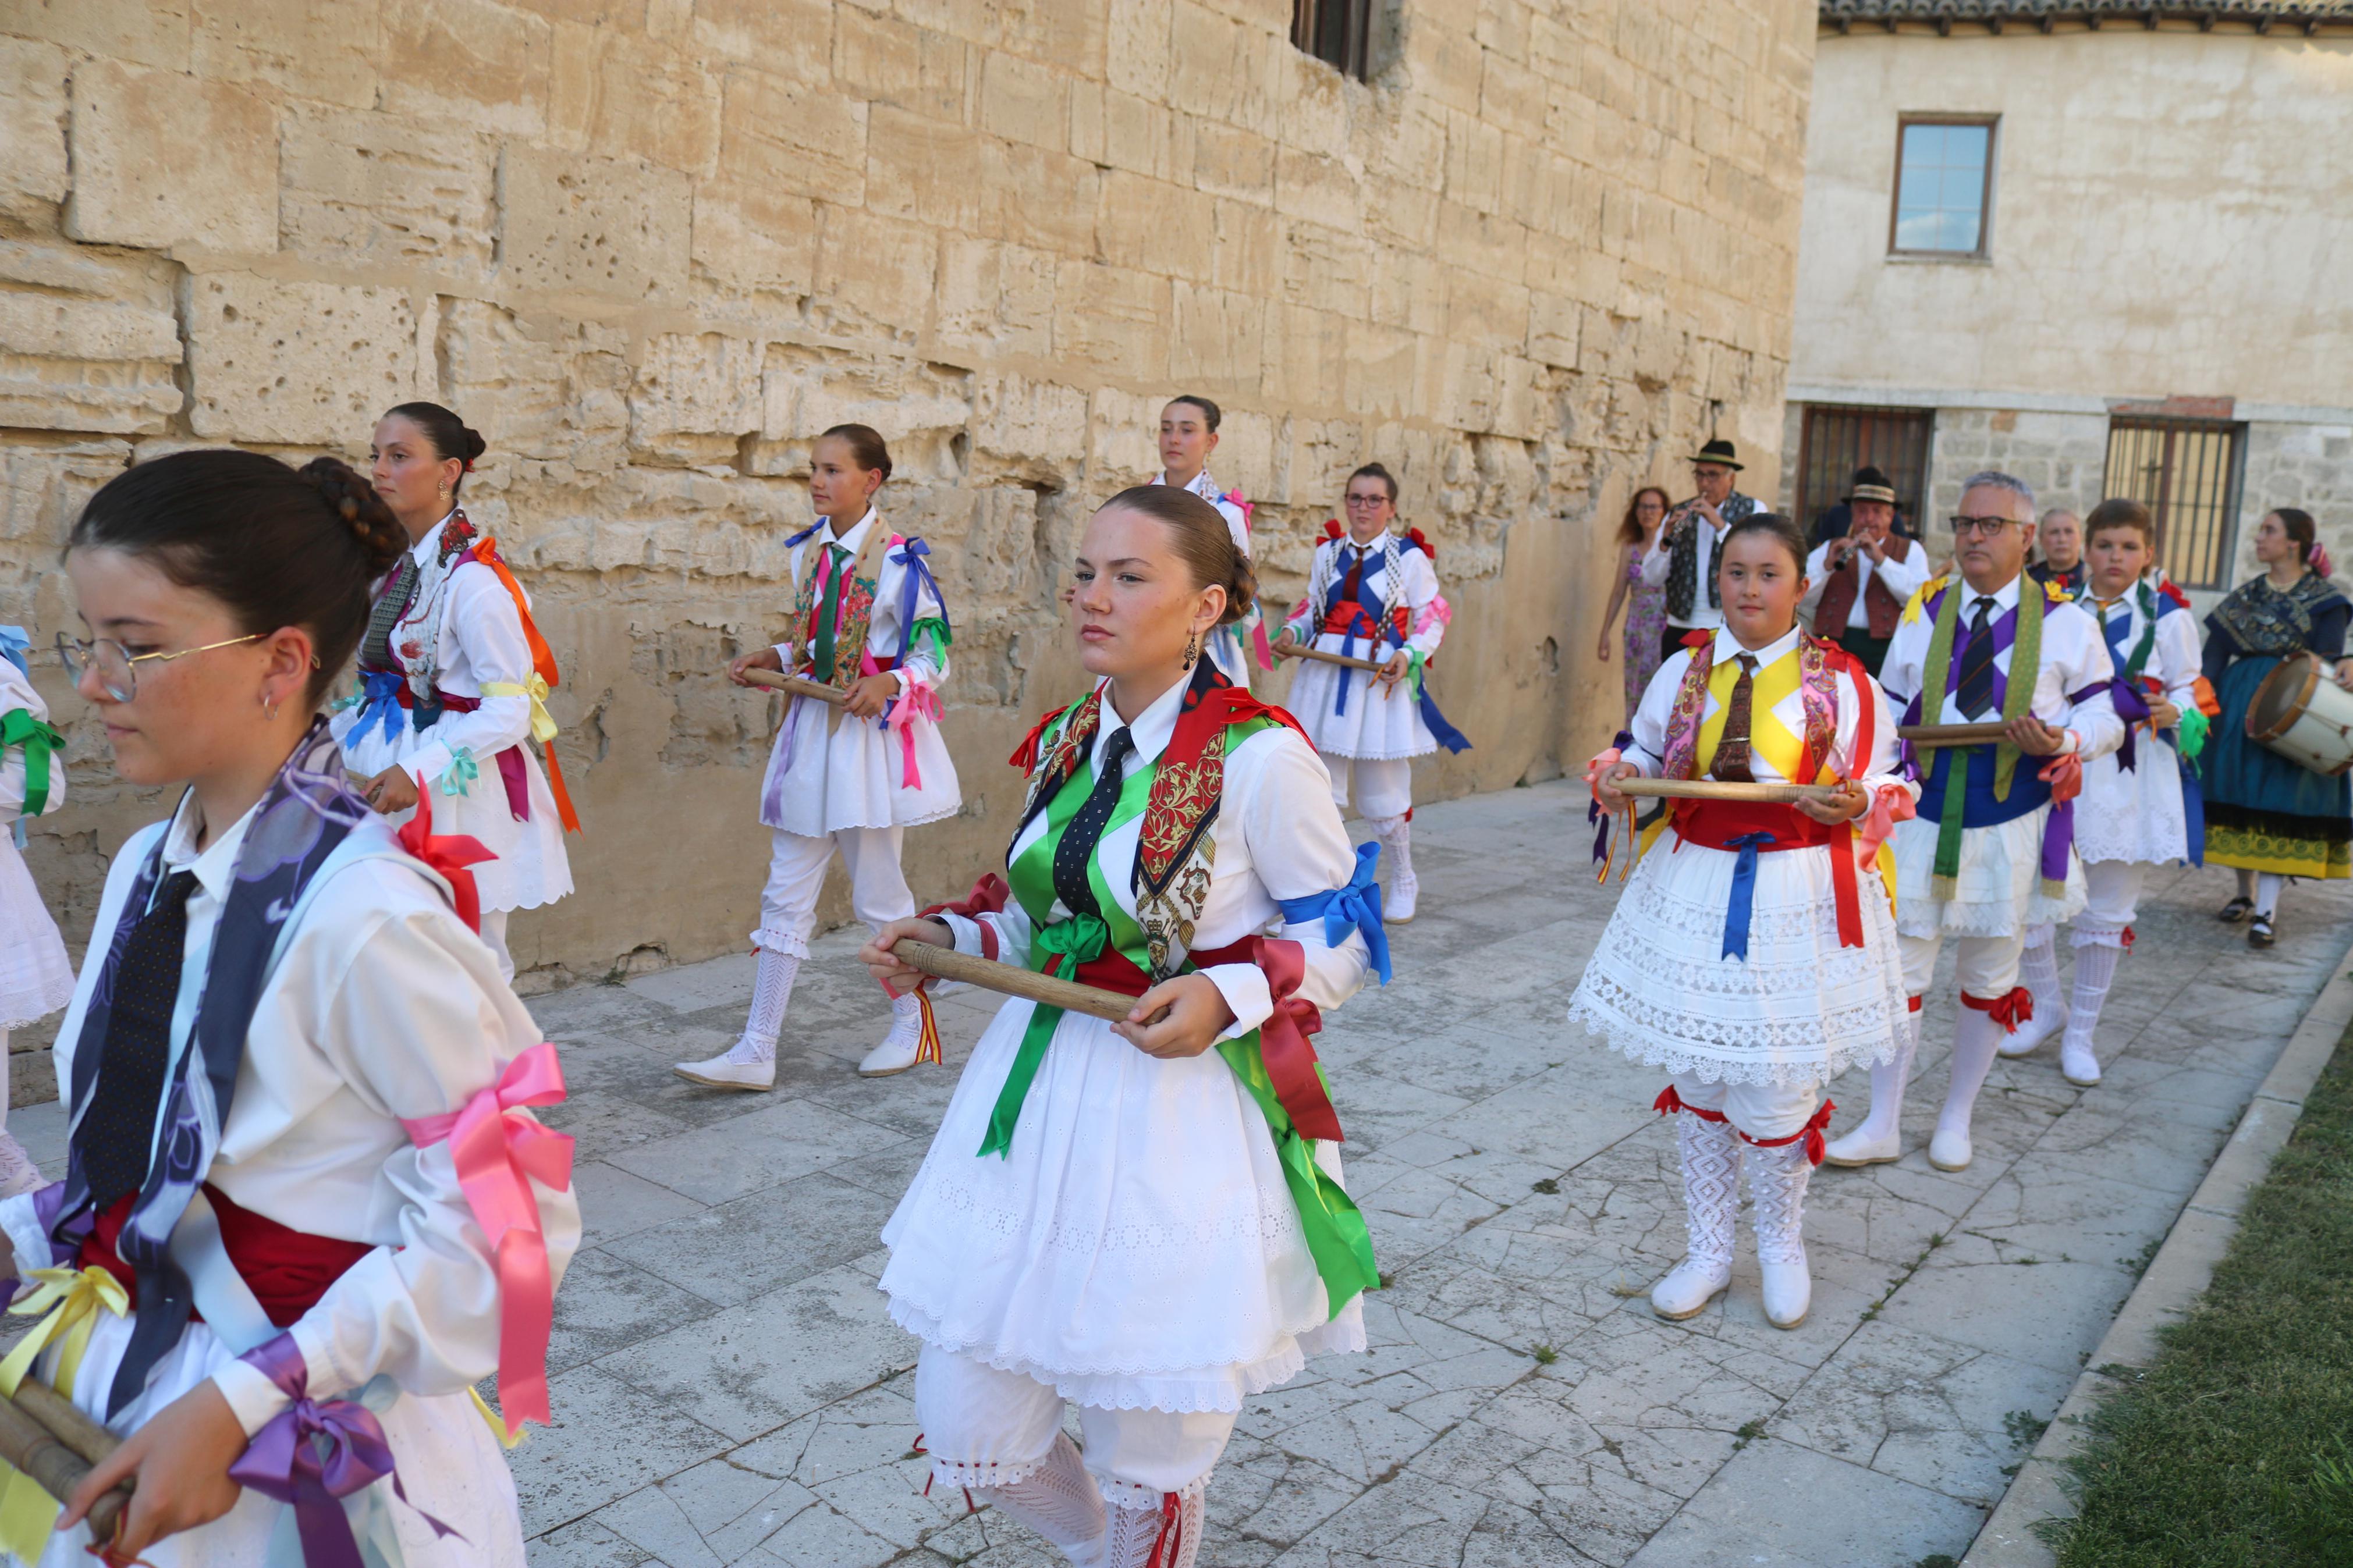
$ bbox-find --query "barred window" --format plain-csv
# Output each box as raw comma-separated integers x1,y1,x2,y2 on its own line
2103,418,2246,592
1291,0,1374,81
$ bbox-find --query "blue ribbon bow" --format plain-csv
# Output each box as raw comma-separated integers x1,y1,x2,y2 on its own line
1277,840,1392,984
1722,830,1778,961
347,669,407,748
890,536,952,656
0,628,28,682
785,521,825,549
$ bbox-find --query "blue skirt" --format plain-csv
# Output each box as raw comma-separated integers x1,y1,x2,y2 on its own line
2202,655,2351,878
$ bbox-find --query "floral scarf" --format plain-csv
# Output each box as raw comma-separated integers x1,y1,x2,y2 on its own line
2210,569,2349,660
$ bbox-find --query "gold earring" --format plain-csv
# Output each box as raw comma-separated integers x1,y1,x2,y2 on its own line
1183,630,1200,668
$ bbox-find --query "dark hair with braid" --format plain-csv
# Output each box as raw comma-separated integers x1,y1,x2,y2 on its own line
382,401,487,498
1099,485,1257,627
818,423,893,482
69,450,406,704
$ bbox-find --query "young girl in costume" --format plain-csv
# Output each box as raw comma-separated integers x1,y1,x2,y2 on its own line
2203,507,2351,947
335,401,577,983
1997,499,2206,1086
861,486,1382,1568
1272,463,1471,922
1574,513,1912,1330
677,424,959,1088
1154,396,1263,690
12,449,577,1565
0,631,72,1196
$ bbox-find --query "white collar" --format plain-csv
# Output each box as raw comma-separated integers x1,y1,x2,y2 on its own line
1954,573,2024,613
1160,469,1220,503
409,510,456,567
817,509,879,557
1707,625,1801,669
159,792,261,904
1092,670,1194,771
1339,529,1392,555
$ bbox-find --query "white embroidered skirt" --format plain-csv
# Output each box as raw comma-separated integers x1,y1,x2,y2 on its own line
1569,831,1911,1086
1283,638,1438,760
339,721,574,915
879,997,1364,1414
758,693,960,837
2076,742,2190,867
1890,808,2088,938
0,840,73,1030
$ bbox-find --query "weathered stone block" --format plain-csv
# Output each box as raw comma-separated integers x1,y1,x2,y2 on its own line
192,0,379,109
1169,282,1264,387
865,107,985,233
1087,385,1162,483
979,49,1067,151
812,207,936,339
1211,199,1280,296
437,300,574,459
587,32,722,176
833,10,967,123
65,61,277,254
0,39,70,219
1191,120,1275,205
978,143,1098,257
716,68,868,204
1,0,190,71
1106,0,1173,100
380,0,552,134
0,437,134,552
690,0,832,78
499,145,691,301
1274,145,1362,232
974,374,1087,481
935,238,1057,361
183,273,420,443
279,105,497,278
691,182,818,298
1051,262,1169,374
627,333,762,464
1098,170,1213,281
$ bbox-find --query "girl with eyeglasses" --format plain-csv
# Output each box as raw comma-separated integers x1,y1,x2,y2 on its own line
24,449,578,1563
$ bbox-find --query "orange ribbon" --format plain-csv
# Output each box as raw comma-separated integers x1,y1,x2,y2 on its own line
470,538,581,833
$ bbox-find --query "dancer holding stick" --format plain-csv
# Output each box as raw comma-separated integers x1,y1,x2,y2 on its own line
861,486,1383,1568
1572,513,1913,1330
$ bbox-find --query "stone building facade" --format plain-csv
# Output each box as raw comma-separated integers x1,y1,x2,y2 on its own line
0,0,1813,1062
1784,3,2353,604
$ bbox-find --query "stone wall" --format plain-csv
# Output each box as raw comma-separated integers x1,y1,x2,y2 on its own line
0,1,1814,1039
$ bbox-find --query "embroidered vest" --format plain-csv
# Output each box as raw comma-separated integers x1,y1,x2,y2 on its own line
1813,535,1915,639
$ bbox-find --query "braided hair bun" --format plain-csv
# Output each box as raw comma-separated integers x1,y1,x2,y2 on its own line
1099,485,1258,627
300,457,407,578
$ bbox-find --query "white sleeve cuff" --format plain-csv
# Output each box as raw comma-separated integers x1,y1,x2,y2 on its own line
938,912,986,957
1201,963,1272,1040
2062,728,2081,755
211,1359,293,1438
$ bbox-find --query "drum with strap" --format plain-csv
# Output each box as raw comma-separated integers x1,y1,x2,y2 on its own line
2246,652,2353,776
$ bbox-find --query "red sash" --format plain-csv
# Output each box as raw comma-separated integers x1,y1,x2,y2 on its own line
1672,798,1866,950
81,1186,374,1329
1320,604,1408,640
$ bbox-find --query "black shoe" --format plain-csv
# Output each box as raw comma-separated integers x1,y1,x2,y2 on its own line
2219,895,2254,923
2249,914,2277,948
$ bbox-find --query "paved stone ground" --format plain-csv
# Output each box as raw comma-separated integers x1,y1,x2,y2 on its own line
17,780,2337,1567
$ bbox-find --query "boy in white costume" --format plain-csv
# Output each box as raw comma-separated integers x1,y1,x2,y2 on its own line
677,425,961,1088
1153,395,1264,691
1826,472,2123,1174
0,632,73,1195
1272,463,1471,922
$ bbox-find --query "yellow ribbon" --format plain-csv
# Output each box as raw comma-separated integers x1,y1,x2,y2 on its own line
0,1267,127,1560
470,1386,525,1450
481,675,558,745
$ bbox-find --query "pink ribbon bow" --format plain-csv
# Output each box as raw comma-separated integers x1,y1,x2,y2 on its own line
1583,745,1626,803
882,680,941,790
2038,750,2084,804
1852,781,1917,870
400,1042,574,1436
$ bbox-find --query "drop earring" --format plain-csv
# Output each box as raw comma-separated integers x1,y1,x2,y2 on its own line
1183,630,1200,668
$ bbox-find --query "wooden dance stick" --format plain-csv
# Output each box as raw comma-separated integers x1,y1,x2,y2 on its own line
0,1382,128,1543
1283,645,1390,674
1897,721,2015,747
740,667,849,706
1612,778,1841,805
895,941,1158,1025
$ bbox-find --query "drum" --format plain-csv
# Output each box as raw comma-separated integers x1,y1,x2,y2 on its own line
2246,652,2353,776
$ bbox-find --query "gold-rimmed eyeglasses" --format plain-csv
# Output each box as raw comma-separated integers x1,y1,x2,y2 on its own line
56,631,265,702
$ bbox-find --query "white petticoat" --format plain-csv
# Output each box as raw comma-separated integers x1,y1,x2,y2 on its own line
2076,741,2190,866
1284,639,1436,760
879,997,1365,1414
1890,806,2087,938
758,693,960,837
0,840,72,1029
21,1311,523,1567
1569,831,1911,1086
337,718,573,915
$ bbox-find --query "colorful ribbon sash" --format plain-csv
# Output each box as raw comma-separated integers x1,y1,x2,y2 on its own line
396,780,494,934
1276,841,1391,985
398,1041,573,1437
0,1266,127,1560
976,912,1108,1159
0,708,61,820
347,669,408,749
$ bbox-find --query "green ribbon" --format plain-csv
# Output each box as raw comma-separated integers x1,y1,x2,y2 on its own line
2177,705,2210,761
1215,1037,1380,1315
1920,581,2042,887
906,615,952,667
1,710,61,820
976,912,1108,1158
811,543,846,683
438,746,480,798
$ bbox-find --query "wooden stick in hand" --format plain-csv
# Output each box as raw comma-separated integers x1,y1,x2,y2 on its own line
1897,721,2014,747
0,1382,127,1544
740,667,849,706
1612,778,1840,805
894,940,1152,1025
1287,646,1389,674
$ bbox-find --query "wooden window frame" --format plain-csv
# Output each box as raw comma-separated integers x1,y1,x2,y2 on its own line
1887,114,2000,260
1291,0,1374,82
1794,403,1937,546
2101,416,2248,592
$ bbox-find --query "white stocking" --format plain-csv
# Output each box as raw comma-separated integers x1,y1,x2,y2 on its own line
1101,1486,1204,1568
876,991,925,1050
728,950,801,1066
1848,1009,1919,1144
2255,873,2284,919
2017,926,2061,1014
2064,940,2122,1062
1677,1112,1742,1272
1937,1005,2006,1144
972,1432,1106,1565
1745,1138,1812,1267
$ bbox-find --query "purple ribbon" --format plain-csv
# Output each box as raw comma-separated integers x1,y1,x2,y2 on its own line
2040,797,2074,887
228,1335,462,1567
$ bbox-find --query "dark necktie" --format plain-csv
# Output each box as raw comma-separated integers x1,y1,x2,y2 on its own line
1053,728,1135,920
80,870,200,1213
811,543,848,682
1340,546,1368,608
358,553,418,669
1955,596,1999,719
1713,655,1759,783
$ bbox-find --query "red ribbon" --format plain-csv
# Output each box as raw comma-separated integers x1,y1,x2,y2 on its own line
1145,1492,1184,1568
1964,986,2035,1034
2121,925,2135,951
921,873,1012,963
395,776,495,933
1741,1100,1837,1166
1652,1085,1728,1122
1007,703,1073,773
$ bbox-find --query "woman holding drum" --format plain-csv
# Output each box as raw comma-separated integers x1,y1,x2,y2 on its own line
2204,507,2353,947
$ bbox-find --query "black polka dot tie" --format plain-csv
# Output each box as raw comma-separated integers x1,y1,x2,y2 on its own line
1052,728,1134,920
79,869,198,1212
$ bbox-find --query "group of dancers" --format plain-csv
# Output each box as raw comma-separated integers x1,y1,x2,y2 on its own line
1575,455,2351,1332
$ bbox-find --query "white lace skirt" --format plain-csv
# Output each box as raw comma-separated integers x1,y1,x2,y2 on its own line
879,998,1365,1414
1568,831,1911,1086
339,718,574,915
758,694,960,836
0,840,72,1029
1890,807,2087,938
1285,639,1436,760
2077,742,2189,866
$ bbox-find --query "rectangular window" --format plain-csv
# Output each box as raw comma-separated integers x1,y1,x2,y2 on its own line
1291,0,1373,81
1890,118,1996,257
2103,418,2246,591
1795,404,1936,546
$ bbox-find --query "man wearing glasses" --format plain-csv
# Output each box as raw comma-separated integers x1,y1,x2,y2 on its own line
1823,471,2123,1175
1638,439,1759,666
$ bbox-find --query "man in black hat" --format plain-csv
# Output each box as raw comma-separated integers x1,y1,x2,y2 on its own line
1800,465,1926,676
1638,438,1759,664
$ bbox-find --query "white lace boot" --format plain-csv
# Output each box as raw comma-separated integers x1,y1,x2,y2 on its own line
859,992,931,1078
1651,1112,1741,1320
1371,813,1418,923
1997,926,2067,1057
971,1432,1108,1567
1099,1482,1204,1568
1747,1138,1815,1329
1825,1009,1918,1167
674,949,799,1090
1930,1004,2006,1171
2061,937,2123,1087
0,1031,37,1200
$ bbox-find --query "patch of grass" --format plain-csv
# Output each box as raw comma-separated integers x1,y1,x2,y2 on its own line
1916,1555,1960,1568
1530,1343,1558,1366
2003,1409,2050,1449
1731,1419,1765,1452
2044,1020,2353,1567
1529,1176,1560,1195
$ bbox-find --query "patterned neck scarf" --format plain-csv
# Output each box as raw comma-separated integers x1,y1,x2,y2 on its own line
2212,569,2345,659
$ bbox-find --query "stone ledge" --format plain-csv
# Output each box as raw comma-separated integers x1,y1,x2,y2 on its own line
1960,929,2353,1567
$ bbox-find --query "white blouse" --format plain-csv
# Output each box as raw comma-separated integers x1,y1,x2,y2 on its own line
1283,535,1447,658
1878,574,2124,760
1620,626,1907,794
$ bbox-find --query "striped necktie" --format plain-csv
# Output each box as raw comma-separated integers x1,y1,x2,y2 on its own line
1955,596,1999,719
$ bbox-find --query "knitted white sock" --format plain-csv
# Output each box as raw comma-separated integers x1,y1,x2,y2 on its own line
1937,1006,2006,1144
1100,1487,1204,1568
876,990,925,1050
2017,926,2061,1012
2064,941,2122,1060
1848,1009,1919,1145
972,1433,1105,1565
2255,873,2284,919
727,950,800,1066
1746,1138,1812,1268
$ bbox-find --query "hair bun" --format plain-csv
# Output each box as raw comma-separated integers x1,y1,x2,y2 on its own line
298,457,407,577
462,427,487,463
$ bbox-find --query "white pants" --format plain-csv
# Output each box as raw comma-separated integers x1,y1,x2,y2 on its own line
2072,859,2147,947
753,826,913,957
915,1345,1236,1499
479,910,514,984
1899,928,2027,1001
1326,756,1412,820
1669,1074,1822,1143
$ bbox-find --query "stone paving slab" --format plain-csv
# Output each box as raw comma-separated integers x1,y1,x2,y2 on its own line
6,780,2338,1567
